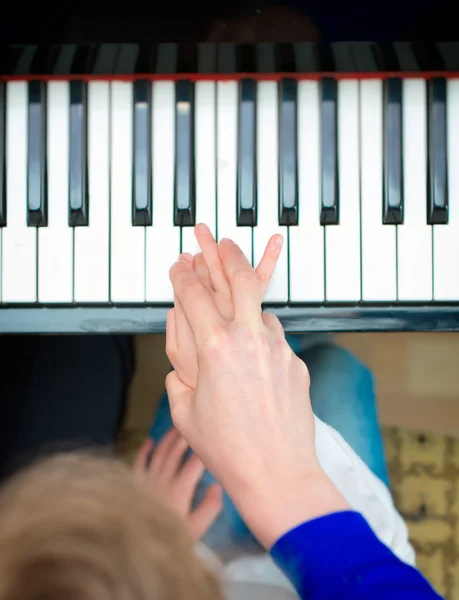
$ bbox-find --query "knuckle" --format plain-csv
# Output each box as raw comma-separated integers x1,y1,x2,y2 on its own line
296,357,311,386
244,328,270,357
233,267,257,288
182,278,203,299
165,341,177,364
202,327,228,359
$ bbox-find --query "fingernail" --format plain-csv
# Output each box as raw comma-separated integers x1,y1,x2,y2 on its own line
180,252,194,265
172,259,188,268
274,235,284,249
195,223,209,234
220,237,233,246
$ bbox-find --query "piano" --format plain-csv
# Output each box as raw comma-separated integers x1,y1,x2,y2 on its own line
1,41,459,333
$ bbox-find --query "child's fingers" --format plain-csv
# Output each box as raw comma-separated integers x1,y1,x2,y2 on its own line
189,484,223,540
156,433,190,483
133,438,154,473
176,453,206,499
149,428,180,474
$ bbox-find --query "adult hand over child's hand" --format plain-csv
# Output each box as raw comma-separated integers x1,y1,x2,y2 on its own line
166,225,349,548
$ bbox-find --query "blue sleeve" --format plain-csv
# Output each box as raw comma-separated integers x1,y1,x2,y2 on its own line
270,510,443,600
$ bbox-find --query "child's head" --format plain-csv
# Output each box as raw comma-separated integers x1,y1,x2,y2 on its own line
0,452,224,600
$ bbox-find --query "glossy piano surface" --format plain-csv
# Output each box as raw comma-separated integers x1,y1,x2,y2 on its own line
1,41,459,333
1,305,459,333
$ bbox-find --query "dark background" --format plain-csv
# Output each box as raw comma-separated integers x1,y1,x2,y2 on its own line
0,0,455,45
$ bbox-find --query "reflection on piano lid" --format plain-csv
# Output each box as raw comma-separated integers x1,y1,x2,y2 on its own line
0,41,458,333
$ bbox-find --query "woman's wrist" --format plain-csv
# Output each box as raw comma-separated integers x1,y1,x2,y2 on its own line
233,467,351,549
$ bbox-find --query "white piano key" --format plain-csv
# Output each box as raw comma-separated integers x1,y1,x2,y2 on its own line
2,82,36,303
289,81,324,302
360,80,396,301
397,79,432,301
74,82,110,302
110,81,145,302
146,81,180,302
434,79,459,300
254,81,288,303
38,82,73,303
182,81,216,255
325,80,361,302
216,81,251,260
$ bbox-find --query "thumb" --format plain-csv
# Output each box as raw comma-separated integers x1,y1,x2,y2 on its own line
188,484,223,540
165,371,193,434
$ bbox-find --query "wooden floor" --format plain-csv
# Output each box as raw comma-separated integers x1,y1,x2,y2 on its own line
125,332,459,437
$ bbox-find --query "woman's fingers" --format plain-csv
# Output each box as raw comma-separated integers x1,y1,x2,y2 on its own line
195,224,230,295
188,484,223,540
165,308,178,368
169,260,224,347
193,253,213,291
218,238,263,323
255,234,284,296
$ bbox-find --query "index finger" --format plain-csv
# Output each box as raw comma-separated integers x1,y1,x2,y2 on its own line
217,238,263,323
255,234,284,296
169,259,223,344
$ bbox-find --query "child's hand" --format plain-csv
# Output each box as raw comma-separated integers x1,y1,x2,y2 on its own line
133,428,222,541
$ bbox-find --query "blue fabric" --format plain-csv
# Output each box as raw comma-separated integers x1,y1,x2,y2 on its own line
270,510,442,599
149,338,389,550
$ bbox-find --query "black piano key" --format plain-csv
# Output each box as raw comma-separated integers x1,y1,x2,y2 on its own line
132,79,152,227
174,80,195,227
427,78,448,224
238,44,257,73
27,81,47,227
135,44,158,74
0,82,5,227
317,43,336,72
279,78,298,226
412,41,445,72
320,78,339,225
237,79,257,226
383,78,403,225
69,80,88,227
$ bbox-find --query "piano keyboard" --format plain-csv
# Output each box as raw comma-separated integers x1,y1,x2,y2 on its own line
1,41,459,333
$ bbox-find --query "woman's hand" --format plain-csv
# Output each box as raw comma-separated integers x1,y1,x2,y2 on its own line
133,427,222,541
166,226,349,548
169,223,283,389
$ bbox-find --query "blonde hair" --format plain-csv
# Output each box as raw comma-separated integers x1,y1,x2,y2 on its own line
0,452,224,600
